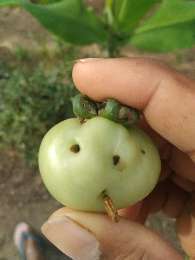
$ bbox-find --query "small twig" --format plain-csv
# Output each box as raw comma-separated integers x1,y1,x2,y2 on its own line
102,191,119,222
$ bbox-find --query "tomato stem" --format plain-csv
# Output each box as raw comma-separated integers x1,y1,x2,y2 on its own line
102,190,119,222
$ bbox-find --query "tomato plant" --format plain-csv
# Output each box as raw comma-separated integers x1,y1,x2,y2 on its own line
1,0,195,56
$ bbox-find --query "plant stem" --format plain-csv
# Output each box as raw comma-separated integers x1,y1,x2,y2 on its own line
107,32,119,57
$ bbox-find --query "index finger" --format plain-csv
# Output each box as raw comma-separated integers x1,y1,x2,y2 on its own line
72,58,195,160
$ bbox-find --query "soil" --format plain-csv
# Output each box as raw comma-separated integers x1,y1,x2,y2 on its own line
0,150,63,260
0,6,195,260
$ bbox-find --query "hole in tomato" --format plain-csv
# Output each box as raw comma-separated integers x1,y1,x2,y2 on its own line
70,144,80,153
113,155,120,165
141,149,146,154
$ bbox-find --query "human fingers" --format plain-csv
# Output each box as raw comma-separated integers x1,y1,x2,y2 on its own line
177,201,195,259
170,148,195,182
42,207,182,260
140,180,188,219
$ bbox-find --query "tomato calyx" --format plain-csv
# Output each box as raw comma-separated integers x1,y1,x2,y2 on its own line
72,93,140,128
71,94,98,120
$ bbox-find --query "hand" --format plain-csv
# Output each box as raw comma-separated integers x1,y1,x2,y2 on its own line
41,58,195,260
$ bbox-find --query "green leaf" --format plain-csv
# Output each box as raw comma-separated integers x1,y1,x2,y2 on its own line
37,0,62,4
21,0,107,45
0,0,20,7
131,0,195,52
112,0,159,33
131,21,195,52
137,0,195,33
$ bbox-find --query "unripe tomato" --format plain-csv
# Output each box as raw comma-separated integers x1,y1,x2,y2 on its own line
39,117,161,212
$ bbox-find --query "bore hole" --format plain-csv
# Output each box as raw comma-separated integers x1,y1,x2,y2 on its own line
70,144,80,153
113,155,120,165
141,149,146,154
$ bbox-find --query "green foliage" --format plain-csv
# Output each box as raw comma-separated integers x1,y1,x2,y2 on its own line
131,21,195,52
1,0,195,53
131,0,195,52
23,0,107,45
14,45,32,61
0,0,20,7
0,61,77,167
112,0,159,33
0,0,107,44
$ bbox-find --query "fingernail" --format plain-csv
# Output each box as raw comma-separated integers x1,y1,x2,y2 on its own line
78,58,102,63
41,216,101,260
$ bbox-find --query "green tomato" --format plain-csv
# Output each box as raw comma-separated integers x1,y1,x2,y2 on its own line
38,117,161,212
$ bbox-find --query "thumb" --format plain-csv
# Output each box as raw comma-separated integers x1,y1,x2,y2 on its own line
41,208,181,260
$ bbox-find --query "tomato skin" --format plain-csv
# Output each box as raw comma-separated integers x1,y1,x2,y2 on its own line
38,117,161,212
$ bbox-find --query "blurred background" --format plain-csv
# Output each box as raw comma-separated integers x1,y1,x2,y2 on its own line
0,0,195,258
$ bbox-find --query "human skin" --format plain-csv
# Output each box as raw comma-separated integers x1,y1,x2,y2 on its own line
41,58,195,260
